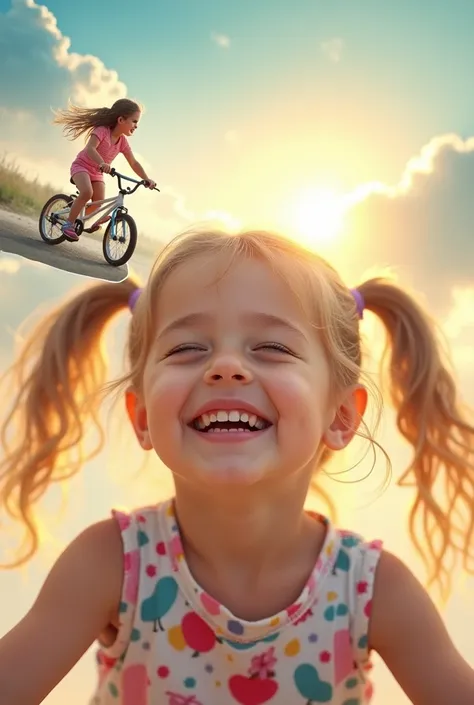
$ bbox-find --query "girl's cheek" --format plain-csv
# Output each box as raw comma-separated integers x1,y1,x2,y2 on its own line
267,373,312,405
149,373,192,405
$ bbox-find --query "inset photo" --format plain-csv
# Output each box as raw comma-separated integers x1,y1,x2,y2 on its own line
1,81,165,282
1,173,157,283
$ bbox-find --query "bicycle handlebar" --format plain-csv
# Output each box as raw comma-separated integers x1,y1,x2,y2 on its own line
107,167,160,194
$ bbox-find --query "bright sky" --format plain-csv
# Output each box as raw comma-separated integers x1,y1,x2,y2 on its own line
1,1,474,703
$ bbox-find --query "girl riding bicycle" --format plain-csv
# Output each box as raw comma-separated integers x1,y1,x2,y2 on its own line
54,98,156,242
0,227,473,704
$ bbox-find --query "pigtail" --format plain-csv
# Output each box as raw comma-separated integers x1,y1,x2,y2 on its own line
359,277,474,599
0,278,140,568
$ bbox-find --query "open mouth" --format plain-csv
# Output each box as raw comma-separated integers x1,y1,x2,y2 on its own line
190,409,272,434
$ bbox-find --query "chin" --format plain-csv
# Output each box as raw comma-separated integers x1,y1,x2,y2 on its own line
196,462,272,487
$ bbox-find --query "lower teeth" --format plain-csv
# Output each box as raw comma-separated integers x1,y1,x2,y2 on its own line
207,427,252,433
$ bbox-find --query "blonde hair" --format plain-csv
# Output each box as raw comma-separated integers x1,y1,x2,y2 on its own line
1,228,473,601
53,98,142,141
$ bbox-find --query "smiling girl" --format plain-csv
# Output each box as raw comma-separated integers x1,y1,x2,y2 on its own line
0,228,473,704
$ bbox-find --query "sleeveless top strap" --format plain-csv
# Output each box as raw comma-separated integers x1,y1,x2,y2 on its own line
349,538,384,672
99,510,142,660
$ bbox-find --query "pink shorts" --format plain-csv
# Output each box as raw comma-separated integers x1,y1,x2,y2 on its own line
70,157,104,183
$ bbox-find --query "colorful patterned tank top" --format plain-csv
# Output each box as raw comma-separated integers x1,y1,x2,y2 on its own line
89,500,382,705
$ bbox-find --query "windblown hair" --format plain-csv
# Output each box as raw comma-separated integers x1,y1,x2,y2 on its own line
1,228,473,601
53,98,141,141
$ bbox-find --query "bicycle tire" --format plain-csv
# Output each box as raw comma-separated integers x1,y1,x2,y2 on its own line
102,212,138,267
38,193,72,245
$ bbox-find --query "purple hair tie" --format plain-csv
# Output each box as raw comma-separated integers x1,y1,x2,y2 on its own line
128,288,143,312
350,288,364,320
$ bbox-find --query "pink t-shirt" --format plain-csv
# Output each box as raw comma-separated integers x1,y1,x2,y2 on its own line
70,125,132,182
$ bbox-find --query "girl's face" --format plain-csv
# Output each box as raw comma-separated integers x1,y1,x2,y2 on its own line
128,254,365,489
118,110,141,136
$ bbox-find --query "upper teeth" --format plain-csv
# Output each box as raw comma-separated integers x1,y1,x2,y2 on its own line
194,410,266,430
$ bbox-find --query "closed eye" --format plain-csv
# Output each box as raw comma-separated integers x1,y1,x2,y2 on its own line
163,342,297,358
256,343,294,354
165,344,207,357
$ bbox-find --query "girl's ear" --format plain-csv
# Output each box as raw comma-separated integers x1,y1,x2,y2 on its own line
125,386,153,450
323,384,368,451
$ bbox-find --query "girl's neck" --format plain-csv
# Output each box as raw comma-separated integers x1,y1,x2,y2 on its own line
172,473,325,617
110,125,121,142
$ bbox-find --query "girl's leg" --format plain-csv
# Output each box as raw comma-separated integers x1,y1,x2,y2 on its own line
84,181,111,232
62,173,93,241
91,181,107,221
68,173,93,224
91,180,105,205
84,180,105,219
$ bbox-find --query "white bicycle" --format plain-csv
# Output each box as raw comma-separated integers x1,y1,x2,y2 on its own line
38,169,160,267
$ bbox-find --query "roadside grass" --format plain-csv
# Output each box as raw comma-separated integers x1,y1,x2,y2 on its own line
0,155,57,216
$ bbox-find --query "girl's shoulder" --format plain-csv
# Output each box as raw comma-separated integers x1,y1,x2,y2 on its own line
91,124,109,141
112,502,166,524
119,133,132,154
309,510,384,573
333,525,383,557
327,523,384,594
111,501,169,553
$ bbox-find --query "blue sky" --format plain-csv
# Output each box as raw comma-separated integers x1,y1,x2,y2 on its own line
1,2,474,704
2,0,474,209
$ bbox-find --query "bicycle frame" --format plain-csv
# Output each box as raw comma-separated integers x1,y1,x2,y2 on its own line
80,193,123,232
52,192,122,229
52,171,147,234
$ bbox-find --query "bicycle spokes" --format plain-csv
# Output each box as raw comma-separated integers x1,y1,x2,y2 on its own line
106,217,129,258
39,195,71,244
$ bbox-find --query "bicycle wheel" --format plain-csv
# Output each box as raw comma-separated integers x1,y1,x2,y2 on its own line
102,213,137,266
39,193,73,244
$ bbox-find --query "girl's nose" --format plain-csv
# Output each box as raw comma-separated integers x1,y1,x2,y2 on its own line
203,354,253,384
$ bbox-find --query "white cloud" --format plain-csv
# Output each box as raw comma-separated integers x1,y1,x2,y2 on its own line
320,37,344,63
211,32,231,49
337,133,474,312
345,133,474,206
0,0,126,114
438,287,474,388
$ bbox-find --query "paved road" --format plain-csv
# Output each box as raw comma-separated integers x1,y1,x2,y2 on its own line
0,207,128,282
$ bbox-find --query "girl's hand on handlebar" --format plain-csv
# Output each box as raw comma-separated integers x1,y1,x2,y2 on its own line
143,178,156,190
100,163,112,174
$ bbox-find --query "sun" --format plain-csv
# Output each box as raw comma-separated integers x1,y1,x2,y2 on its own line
288,187,348,247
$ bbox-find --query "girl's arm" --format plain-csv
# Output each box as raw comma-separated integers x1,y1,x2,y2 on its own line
85,134,108,168
0,519,123,705
124,151,155,186
369,551,474,704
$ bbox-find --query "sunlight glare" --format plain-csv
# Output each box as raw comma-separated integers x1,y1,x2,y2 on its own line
290,187,347,246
